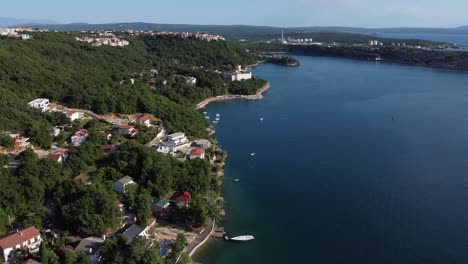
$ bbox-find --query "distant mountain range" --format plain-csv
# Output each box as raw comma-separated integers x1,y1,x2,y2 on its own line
3,19,468,39
0,17,58,27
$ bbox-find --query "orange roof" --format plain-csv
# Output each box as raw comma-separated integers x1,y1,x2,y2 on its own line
139,115,150,122
22,259,41,264
67,110,78,115
120,125,134,129
47,154,63,161
55,149,67,155
191,148,205,156
170,191,192,201
0,227,40,250
73,173,90,182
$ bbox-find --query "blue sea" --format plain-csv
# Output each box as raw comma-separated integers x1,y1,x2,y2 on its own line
378,33,468,46
195,55,468,263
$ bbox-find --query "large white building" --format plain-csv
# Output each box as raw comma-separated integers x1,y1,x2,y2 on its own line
166,132,189,146
0,227,42,263
28,98,50,112
223,65,252,81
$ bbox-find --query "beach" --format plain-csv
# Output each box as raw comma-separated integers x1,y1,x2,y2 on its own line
195,82,271,110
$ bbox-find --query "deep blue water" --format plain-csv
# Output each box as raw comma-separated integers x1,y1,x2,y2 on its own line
195,55,468,264
378,33,468,46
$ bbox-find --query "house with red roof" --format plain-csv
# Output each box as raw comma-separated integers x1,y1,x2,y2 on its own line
71,129,89,146
0,227,42,263
170,191,192,207
188,148,205,160
47,149,68,164
66,110,83,121
136,115,151,127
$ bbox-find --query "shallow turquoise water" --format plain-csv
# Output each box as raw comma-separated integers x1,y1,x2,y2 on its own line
195,56,468,264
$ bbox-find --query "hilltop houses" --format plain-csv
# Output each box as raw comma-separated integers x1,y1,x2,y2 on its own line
0,227,42,263
166,133,189,146
71,129,89,146
223,65,252,81
151,198,170,214
28,98,50,112
74,236,105,263
0,134,30,155
114,176,136,194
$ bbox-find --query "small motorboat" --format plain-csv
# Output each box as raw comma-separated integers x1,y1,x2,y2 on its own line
235,179,239,182
225,235,255,242
203,112,208,115
216,113,221,117
205,116,210,119
215,117,220,121
260,117,264,122
250,153,255,156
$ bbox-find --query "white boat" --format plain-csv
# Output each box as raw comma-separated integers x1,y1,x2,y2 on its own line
216,113,221,117
250,153,255,156
227,235,255,242
235,179,239,182
215,117,220,121
205,116,210,119
213,121,218,124
203,112,208,115
260,117,264,122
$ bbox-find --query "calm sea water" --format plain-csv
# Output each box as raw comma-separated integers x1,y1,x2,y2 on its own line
195,56,468,264
378,33,468,46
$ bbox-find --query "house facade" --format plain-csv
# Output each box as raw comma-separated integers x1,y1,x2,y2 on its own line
27,98,50,112
66,110,82,121
166,132,188,146
113,176,136,194
188,148,205,160
0,227,42,263
136,115,151,127
119,125,138,136
151,198,170,214
71,129,89,147
170,192,192,207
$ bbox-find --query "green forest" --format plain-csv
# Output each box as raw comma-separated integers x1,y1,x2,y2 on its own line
0,32,262,263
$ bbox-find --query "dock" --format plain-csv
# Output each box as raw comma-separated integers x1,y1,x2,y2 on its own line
211,226,225,238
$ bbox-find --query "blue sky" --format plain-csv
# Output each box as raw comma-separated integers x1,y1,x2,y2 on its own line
2,0,468,27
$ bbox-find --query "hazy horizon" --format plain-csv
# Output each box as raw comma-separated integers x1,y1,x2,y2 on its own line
1,0,468,28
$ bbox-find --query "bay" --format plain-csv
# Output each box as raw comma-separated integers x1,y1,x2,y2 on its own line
195,55,468,264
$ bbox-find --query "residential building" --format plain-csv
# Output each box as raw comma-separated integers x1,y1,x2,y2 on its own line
101,144,116,153
188,148,205,160
71,129,89,146
151,198,170,214
47,149,68,164
193,139,211,150
136,115,151,127
0,227,42,263
21,259,41,264
113,176,136,194
170,192,192,207
74,236,105,263
222,65,252,81
121,224,148,244
66,110,82,121
0,134,31,154
166,132,188,146
155,145,173,155
119,125,138,137
186,77,197,87
28,98,50,112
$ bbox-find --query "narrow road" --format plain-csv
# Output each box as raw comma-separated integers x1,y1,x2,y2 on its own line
177,219,215,263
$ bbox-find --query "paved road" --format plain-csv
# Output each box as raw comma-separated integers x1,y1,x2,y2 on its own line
177,219,215,263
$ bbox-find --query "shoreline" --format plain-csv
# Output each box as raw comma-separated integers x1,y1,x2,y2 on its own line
195,82,271,110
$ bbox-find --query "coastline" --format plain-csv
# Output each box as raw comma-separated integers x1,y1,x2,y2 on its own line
195,82,271,110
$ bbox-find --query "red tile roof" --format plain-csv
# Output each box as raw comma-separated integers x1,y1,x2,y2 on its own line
139,115,150,122
67,110,77,115
22,259,41,264
170,191,192,201
120,125,134,129
0,227,40,250
190,148,205,156
47,154,63,161
101,145,114,151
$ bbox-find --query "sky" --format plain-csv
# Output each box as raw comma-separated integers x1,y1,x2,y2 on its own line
2,0,468,28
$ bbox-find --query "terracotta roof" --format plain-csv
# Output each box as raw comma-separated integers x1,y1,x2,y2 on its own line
191,148,205,156
120,125,134,129
0,227,40,250
47,154,63,161
101,145,114,151
54,149,67,155
67,110,78,115
170,191,192,201
74,173,90,182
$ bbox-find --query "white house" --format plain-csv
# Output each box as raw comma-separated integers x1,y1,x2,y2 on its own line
121,224,148,244
155,145,173,155
66,110,83,121
113,176,136,194
186,77,197,87
188,148,205,160
222,65,252,81
136,115,151,127
166,132,188,146
0,227,42,263
28,98,50,112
